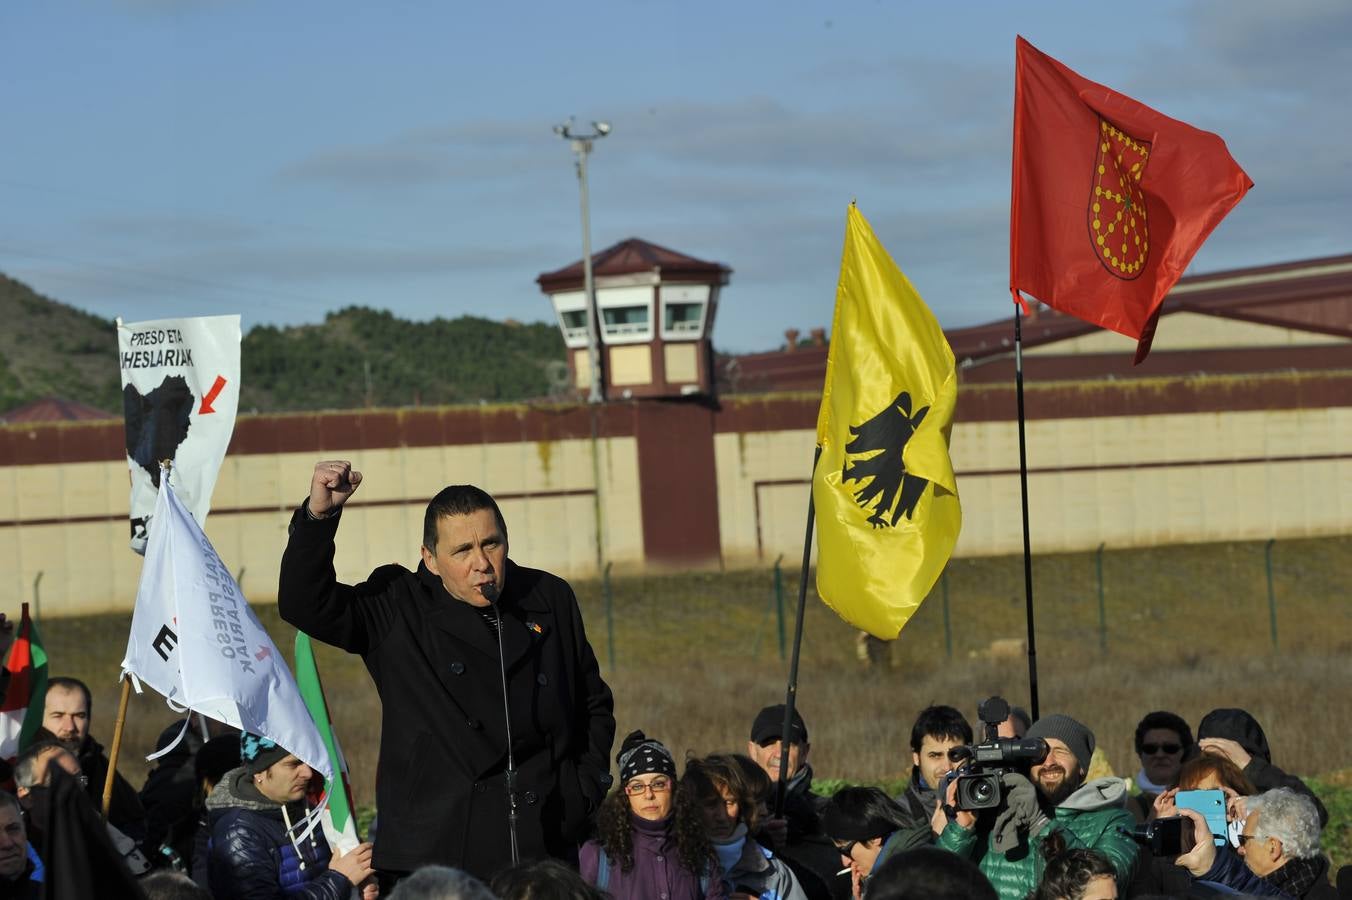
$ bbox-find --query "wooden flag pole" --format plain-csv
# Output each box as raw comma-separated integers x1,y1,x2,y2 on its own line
1012,305,1041,720
102,677,132,818
774,447,822,818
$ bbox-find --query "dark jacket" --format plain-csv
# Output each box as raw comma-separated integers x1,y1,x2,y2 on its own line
578,813,727,900
138,721,205,866
31,729,146,844
766,766,850,900
278,505,616,879
206,767,350,900
895,766,939,833
0,849,42,900
1197,708,1329,827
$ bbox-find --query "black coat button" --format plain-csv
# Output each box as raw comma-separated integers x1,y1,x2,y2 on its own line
536,673,548,686
467,718,481,730
524,791,538,805
450,662,465,675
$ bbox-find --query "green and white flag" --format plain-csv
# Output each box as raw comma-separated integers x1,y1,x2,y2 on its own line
295,632,360,853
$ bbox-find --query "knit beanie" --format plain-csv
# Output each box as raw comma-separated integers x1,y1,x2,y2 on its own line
1026,714,1095,773
616,730,676,785
240,732,290,775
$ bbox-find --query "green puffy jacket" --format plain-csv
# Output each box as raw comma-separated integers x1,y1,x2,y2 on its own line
935,777,1140,900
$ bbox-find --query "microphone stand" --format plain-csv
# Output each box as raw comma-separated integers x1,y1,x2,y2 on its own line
483,582,520,866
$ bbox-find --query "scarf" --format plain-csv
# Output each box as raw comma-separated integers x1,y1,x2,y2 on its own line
1135,770,1169,795
711,823,748,875
1264,855,1325,898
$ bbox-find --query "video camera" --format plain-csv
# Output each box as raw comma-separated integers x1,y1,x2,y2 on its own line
944,696,1048,811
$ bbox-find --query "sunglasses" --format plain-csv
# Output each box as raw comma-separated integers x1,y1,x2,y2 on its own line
1140,743,1182,755
833,840,858,857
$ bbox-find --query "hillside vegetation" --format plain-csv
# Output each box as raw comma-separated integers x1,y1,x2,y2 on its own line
0,273,567,415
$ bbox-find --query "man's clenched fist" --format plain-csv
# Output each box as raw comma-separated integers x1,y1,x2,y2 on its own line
309,460,362,518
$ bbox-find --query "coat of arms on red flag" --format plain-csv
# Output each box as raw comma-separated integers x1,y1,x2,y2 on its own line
1010,36,1252,362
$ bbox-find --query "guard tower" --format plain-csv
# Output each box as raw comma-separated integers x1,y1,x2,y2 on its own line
537,237,731,401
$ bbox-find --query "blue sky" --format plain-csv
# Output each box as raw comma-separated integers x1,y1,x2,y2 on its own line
3,1,1348,352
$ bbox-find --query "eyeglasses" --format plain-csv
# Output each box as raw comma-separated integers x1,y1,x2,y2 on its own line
1237,833,1269,848
1140,743,1182,755
833,840,857,857
624,777,672,796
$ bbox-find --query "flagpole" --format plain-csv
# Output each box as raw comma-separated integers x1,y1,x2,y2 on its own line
102,678,132,818
774,447,821,817
1012,305,1040,720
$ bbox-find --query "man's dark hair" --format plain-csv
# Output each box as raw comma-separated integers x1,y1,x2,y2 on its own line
1133,710,1193,754
491,859,607,900
1031,842,1115,900
909,705,973,753
0,790,22,820
46,676,93,717
141,871,213,900
820,786,909,844
422,485,507,553
866,846,997,900
14,740,68,789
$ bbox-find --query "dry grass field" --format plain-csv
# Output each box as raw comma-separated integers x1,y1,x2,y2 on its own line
40,534,1352,865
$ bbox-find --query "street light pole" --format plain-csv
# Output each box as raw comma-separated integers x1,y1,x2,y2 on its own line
555,119,611,404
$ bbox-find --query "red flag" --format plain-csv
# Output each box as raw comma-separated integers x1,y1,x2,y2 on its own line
0,603,49,760
1010,36,1252,362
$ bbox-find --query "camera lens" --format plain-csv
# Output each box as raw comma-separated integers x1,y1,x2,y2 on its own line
973,780,995,803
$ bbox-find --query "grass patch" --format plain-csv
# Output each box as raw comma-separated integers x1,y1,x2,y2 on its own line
40,534,1352,868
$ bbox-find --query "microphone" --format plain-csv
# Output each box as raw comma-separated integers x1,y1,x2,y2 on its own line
483,581,520,865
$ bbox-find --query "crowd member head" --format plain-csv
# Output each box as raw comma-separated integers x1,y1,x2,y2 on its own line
747,704,810,783
909,705,973,790
998,706,1032,739
240,733,313,805
1236,789,1322,880
1027,715,1095,805
1031,843,1118,900
195,733,243,800
821,786,911,879
1176,753,1256,797
592,730,708,876
41,677,92,754
13,740,84,804
140,870,213,899
0,792,32,884
491,859,607,900
418,485,509,607
685,754,759,843
865,845,997,900
1196,708,1271,764
391,865,498,900
1133,711,1192,790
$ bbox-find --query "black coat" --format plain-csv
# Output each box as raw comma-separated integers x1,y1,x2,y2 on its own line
278,506,616,880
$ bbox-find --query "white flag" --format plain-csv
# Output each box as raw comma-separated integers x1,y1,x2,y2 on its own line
118,314,241,554
120,475,330,778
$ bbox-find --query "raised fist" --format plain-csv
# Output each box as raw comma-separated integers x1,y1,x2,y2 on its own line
309,460,363,518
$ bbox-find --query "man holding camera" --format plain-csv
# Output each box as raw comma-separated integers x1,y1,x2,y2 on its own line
935,714,1139,900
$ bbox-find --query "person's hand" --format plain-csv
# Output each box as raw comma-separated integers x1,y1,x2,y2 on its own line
359,876,379,900
1198,737,1252,770
762,815,788,850
942,777,977,830
1153,787,1179,820
1173,809,1217,876
329,842,375,886
849,864,864,900
1226,793,1249,824
309,460,363,518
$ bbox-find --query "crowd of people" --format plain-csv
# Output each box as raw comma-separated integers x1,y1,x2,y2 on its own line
2,676,1348,900
3,462,1347,899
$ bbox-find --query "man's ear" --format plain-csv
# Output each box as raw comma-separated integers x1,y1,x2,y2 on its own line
420,545,437,574
800,742,810,765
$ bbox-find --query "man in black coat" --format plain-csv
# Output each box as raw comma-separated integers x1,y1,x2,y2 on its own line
278,459,616,887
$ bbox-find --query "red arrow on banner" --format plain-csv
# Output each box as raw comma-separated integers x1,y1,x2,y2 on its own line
199,375,227,414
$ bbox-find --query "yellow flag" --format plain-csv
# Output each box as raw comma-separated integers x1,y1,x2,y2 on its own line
813,204,962,639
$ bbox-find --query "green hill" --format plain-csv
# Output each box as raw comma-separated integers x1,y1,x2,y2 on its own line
0,274,567,415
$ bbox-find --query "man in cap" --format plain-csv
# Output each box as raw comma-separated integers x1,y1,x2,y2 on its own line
747,705,849,900
935,713,1139,900
206,732,375,900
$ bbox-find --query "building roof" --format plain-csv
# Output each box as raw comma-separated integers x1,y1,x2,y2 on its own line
0,396,117,424
537,237,732,293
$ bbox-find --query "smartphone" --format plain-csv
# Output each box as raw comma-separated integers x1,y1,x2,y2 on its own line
1176,789,1228,846
1138,815,1196,856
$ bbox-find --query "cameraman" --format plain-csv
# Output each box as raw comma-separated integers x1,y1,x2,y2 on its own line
934,715,1138,900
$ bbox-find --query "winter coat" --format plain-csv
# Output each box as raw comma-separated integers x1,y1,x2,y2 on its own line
0,848,42,900
278,505,616,879
1197,708,1329,827
935,776,1139,900
578,813,727,900
719,835,807,900
895,767,939,834
206,767,350,900
1193,843,1336,898
765,765,851,900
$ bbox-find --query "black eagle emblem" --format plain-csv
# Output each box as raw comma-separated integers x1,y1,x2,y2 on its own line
842,391,931,528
